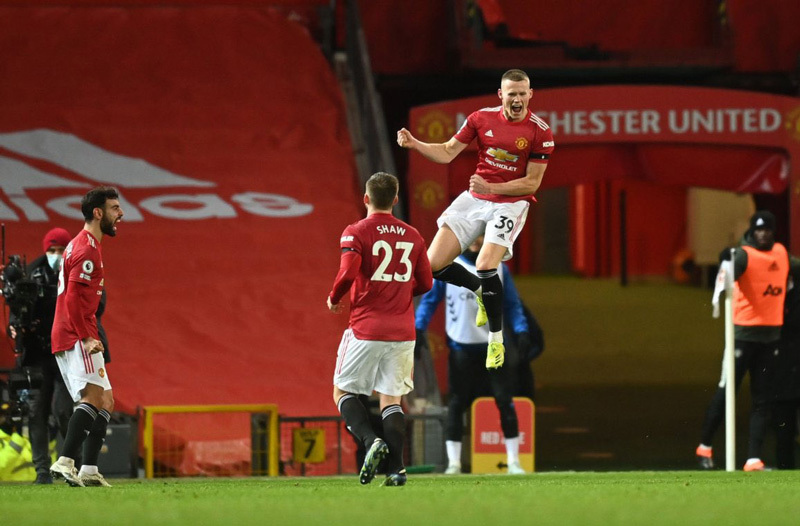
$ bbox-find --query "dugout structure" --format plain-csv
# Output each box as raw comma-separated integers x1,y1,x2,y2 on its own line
142,404,279,478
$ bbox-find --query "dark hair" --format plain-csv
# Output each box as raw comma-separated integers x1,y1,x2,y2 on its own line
501,69,530,84
366,172,398,210
81,186,119,222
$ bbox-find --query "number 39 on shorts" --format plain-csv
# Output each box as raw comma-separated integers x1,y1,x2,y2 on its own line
494,215,514,234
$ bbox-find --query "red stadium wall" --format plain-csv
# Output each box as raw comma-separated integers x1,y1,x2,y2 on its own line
727,1,800,72
0,6,361,416
360,0,800,74
359,0,451,75
483,0,716,51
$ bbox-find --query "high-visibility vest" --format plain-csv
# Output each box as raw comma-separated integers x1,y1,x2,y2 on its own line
0,429,36,481
734,243,789,327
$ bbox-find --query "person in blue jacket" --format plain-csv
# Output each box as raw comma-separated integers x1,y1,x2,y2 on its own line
415,236,539,475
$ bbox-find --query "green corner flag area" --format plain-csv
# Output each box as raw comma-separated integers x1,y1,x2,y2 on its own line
4,472,800,526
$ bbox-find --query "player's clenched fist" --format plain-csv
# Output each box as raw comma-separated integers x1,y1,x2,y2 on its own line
469,174,491,195
327,296,342,313
397,128,415,149
82,337,105,354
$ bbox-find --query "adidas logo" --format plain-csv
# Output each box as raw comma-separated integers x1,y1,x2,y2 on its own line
497,233,505,240
485,130,494,137
0,129,313,221
769,262,779,271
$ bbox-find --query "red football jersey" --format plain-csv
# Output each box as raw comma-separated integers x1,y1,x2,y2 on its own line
51,230,104,353
330,212,432,341
454,106,554,203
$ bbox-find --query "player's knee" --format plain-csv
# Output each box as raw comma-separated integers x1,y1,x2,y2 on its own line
475,248,504,271
102,394,115,413
81,393,104,408
475,259,500,272
332,386,346,406
429,255,451,273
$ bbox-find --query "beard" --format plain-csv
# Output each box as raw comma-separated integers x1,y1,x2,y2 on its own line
100,215,117,237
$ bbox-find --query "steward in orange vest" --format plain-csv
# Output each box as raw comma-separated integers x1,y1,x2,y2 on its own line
731,233,790,342
697,210,800,471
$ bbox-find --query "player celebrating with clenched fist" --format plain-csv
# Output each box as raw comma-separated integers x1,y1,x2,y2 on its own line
397,69,554,370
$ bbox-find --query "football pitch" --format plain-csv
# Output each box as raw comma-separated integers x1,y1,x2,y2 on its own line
4,471,800,525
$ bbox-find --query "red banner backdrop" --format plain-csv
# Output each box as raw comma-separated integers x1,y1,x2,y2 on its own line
408,86,800,252
0,6,361,423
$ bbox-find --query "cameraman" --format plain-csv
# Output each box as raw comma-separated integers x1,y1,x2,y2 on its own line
7,228,73,484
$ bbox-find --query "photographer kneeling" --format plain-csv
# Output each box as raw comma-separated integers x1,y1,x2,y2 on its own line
6,228,73,484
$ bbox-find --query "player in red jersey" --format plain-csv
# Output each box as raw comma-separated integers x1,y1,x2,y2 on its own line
49,186,123,488
327,172,432,486
397,69,554,370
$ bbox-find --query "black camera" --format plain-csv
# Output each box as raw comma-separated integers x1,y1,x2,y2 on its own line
2,255,41,337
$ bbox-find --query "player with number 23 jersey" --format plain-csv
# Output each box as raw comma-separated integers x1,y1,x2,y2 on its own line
330,213,432,341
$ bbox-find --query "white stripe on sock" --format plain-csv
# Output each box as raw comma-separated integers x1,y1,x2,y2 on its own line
77,404,97,419
337,394,356,414
381,405,403,419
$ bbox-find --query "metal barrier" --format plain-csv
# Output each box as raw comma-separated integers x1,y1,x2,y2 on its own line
141,404,279,478
279,411,447,476
280,416,346,476
406,412,448,472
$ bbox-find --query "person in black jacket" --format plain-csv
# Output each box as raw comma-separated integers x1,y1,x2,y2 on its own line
771,283,800,469
7,228,73,484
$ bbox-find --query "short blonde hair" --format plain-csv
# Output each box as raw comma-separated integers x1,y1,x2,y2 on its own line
501,69,530,84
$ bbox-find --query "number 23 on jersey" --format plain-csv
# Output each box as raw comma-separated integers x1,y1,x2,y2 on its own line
370,240,414,282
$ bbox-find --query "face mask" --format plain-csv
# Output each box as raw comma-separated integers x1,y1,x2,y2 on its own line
46,253,62,271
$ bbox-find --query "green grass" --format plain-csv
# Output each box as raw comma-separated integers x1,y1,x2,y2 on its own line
4,472,800,525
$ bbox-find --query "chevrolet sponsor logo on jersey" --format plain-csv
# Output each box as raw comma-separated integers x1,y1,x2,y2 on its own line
486,147,519,163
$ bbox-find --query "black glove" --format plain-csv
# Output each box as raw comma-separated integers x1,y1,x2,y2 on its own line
516,331,542,361
718,247,734,263
414,329,427,360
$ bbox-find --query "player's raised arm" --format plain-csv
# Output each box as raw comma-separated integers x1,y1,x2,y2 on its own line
397,128,468,164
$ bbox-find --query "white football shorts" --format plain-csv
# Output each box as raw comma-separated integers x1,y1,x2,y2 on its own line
55,340,112,402
437,191,530,261
333,329,414,397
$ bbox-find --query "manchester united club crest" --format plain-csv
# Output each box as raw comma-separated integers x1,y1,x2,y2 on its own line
414,180,446,210
786,106,800,142
515,137,529,150
417,110,456,142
